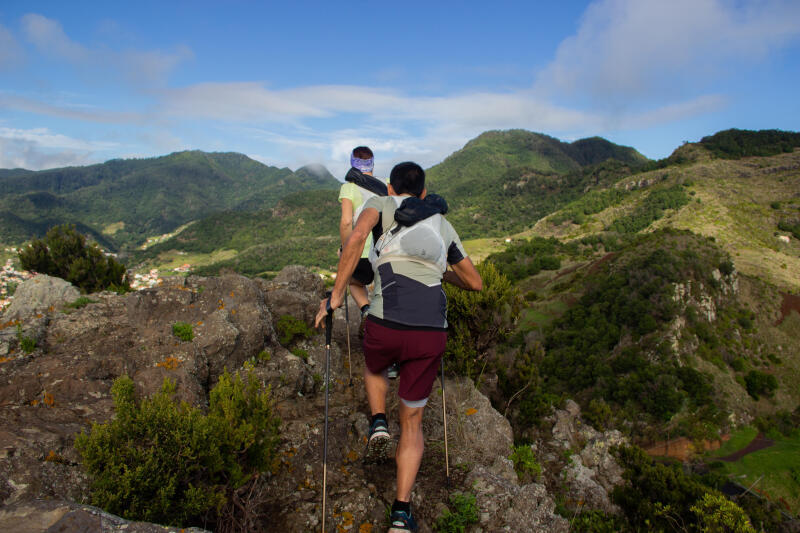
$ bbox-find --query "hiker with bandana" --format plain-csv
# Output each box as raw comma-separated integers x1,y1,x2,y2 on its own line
338,146,388,325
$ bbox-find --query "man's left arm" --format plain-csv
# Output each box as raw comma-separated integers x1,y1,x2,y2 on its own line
443,258,482,291
441,231,482,291
315,206,379,327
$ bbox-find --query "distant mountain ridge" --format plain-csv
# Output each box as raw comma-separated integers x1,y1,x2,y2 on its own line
425,129,649,239
0,150,338,249
138,129,652,273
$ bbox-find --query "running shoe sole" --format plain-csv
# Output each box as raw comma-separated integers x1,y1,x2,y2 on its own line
364,433,391,464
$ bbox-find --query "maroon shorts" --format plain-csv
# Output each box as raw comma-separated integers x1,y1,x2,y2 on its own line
362,319,447,403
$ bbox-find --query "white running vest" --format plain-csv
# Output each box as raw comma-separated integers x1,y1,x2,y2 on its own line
369,196,448,275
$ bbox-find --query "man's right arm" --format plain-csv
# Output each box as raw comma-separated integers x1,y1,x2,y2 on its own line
340,198,354,249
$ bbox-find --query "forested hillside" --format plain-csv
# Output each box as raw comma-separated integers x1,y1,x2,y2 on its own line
425,130,649,238
0,151,338,250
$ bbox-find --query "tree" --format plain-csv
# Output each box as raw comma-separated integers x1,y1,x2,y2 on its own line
18,224,129,293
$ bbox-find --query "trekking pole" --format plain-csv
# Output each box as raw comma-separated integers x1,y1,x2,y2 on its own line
344,287,353,385
441,360,450,487
321,293,333,533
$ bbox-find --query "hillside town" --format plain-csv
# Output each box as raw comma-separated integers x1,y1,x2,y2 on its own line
0,251,195,312
0,258,34,313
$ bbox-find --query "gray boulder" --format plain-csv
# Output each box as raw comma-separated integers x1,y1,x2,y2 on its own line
3,275,79,322
0,499,210,533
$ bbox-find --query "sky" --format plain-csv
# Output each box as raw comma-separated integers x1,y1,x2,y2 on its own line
1,0,799,178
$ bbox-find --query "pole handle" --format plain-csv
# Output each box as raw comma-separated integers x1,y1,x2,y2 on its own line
324,291,333,346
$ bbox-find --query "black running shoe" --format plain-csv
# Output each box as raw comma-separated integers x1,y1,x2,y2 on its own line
364,417,391,463
388,509,418,532
387,362,399,380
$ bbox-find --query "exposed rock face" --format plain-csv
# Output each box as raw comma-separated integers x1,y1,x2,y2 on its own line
3,275,80,322
0,499,210,533
535,400,627,516
0,266,576,532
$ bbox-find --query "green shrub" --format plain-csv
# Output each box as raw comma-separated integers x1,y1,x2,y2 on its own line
18,224,130,293
75,371,280,528
16,324,36,354
690,493,756,533
584,398,612,431
275,314,315,346
510,445,541,482
64,296,98,309
778,218,800,240
607,185,690,233
744,370,778,400
570,509,628,533
730,357,747,372
172,322,194,342
700,128,800,159
290,347,309,361
6,281,18,296
613,446,714,531
444,261,522,379
433,492,479,533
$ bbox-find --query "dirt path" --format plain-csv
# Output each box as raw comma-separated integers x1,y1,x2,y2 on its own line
777,293,800,325
717,433,774,462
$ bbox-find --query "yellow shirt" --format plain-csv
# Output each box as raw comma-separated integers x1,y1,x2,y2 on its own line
338,182,372,259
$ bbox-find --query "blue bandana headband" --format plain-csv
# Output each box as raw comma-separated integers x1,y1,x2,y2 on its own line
350,155,374,173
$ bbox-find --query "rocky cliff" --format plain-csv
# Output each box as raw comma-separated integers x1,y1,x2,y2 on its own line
0,267,624,532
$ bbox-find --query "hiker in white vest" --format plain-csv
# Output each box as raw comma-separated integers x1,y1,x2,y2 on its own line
318,162,482,532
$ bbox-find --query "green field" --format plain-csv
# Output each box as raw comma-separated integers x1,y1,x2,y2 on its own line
708,426,800,514
707,426,760,458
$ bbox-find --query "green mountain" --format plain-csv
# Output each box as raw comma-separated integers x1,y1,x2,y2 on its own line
0,151,339,249
135,188,341,276
425,129,649,239
137,130,648,274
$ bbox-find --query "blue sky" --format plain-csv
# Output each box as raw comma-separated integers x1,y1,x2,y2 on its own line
1,1,799,177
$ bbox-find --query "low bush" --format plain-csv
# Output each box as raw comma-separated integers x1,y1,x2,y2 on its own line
613,446,754,532
743,370,778,400
275,314,315,346
691,493,756,532
509,445,541,482
16,324,36,353
64,296,98,309
433,492,479,533
444,261,522,379
607,185,690,233
171,322,194,342
75,371,280,529
569,509,628,532
18,224,129,293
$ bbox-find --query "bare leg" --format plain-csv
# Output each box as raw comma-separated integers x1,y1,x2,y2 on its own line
349,280,369,309
395,402,425,502
364,365,388,416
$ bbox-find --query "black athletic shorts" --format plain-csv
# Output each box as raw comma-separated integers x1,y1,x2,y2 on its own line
352,257,374,285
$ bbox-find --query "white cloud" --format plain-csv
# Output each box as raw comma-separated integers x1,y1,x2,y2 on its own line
536,0,800,106
0,93,144,124
0,23,24,69
20,13,191,84
0,127,118,170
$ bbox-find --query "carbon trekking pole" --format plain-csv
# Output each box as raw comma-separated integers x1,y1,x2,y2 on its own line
344,287,353,385
321,293,333,533
441,360,450,487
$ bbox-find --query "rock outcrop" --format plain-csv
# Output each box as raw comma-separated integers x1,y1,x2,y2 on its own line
0,266,600,532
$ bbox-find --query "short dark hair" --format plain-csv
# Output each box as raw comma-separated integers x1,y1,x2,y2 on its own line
390,162,425,197
352,146,373,159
